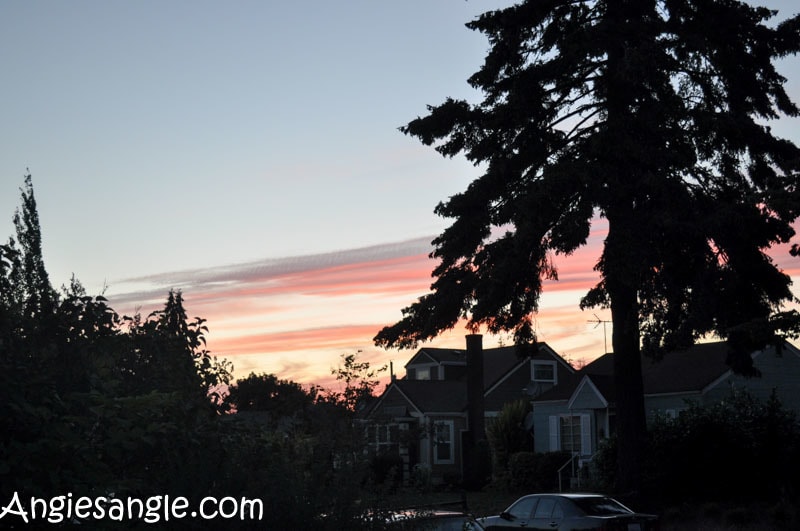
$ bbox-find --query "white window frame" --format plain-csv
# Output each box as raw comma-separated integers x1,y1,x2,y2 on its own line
410,363,438,380
532,360,557,384
432,420,455,465
367,423,399,454
549,413,591,455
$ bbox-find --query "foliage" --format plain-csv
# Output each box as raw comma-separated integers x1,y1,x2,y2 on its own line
486,399,534,473
118,289,232,409
224,371,315,418
374,0,800,492
0,173,423,529
11,172,57,324
647,389,800,503
369,451,404,489
409,464,433,493
593,389,800,503
0,175,239,517
507,451,572,492
323,350,387,412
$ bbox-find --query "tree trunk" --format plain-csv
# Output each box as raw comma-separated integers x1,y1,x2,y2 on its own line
603,202,648,495
603,0,651,496
609,265,647,495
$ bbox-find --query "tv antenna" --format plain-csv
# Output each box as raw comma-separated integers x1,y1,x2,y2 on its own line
587,314,612,353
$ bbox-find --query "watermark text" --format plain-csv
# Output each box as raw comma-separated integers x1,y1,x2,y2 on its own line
0,492,263,525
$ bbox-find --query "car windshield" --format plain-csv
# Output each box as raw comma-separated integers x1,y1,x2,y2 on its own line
571,496,632,516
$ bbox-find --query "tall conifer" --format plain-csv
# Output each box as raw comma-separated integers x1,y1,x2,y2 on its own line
376,0,800,492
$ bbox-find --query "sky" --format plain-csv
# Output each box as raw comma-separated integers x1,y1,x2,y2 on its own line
2,1,799,390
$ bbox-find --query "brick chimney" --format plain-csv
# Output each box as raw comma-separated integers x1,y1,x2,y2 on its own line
463,334,489,487
466,334,485,441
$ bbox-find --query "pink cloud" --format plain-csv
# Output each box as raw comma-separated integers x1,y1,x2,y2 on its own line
105,219,800,387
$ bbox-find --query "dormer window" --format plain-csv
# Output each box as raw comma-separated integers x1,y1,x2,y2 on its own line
532,360,556,383
407,363,438,380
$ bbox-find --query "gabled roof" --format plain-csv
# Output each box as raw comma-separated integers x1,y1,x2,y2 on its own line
534,341,752,404
568,375,611,409
392,379,469,413
370,342,571,417
405,348,467,367
642,341,731,394
483,346,526,388
405,343,568,385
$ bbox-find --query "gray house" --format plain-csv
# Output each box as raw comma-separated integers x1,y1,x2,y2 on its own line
363,336,574,484
531,341,800,459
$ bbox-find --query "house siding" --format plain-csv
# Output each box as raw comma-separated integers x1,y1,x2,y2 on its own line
419,414,467,484
569,380,606,410
645,393,700,419
536,343,800,459
486,355,575,412
375,385,417,414
705,345,800,412
531,401,568,453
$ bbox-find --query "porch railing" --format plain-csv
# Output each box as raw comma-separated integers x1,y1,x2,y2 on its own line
557,453,596,492
557,453,579,492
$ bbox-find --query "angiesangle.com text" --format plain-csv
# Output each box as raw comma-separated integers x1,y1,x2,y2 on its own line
0,492,263,525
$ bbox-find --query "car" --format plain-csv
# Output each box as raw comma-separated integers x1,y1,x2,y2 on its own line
385,509,485,530
477,493,659,530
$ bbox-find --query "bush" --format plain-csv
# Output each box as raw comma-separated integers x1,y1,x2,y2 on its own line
410,464,432,492
649,390,799,502
593,389,800,504
487,399,533,473
508,451,537,489
508,451,571,491
589,437,617,492
369,451,404,489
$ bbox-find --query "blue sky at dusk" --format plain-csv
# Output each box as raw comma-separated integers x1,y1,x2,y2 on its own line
2,1,799,387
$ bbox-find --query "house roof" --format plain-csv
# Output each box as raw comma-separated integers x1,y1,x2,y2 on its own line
391,379,469,413
370,342,568,417
534,341,737,403
483,346,527,388
642,341,732,394
406,348,467,366
405,344,548,388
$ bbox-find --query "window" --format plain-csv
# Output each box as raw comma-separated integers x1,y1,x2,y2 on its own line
532,361,556,383
533,498,556,519
367,424,399,455
559,416,582,453
433,421,454,464
571,496,631,516
412,365,438,380
506,497,538,520
549,414,591,455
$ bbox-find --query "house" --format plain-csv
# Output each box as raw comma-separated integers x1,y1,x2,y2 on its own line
530,340,800,460
362,335,575,484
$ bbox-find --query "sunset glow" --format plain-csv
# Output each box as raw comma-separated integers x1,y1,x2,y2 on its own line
3,0,797,396
105,218,800,391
